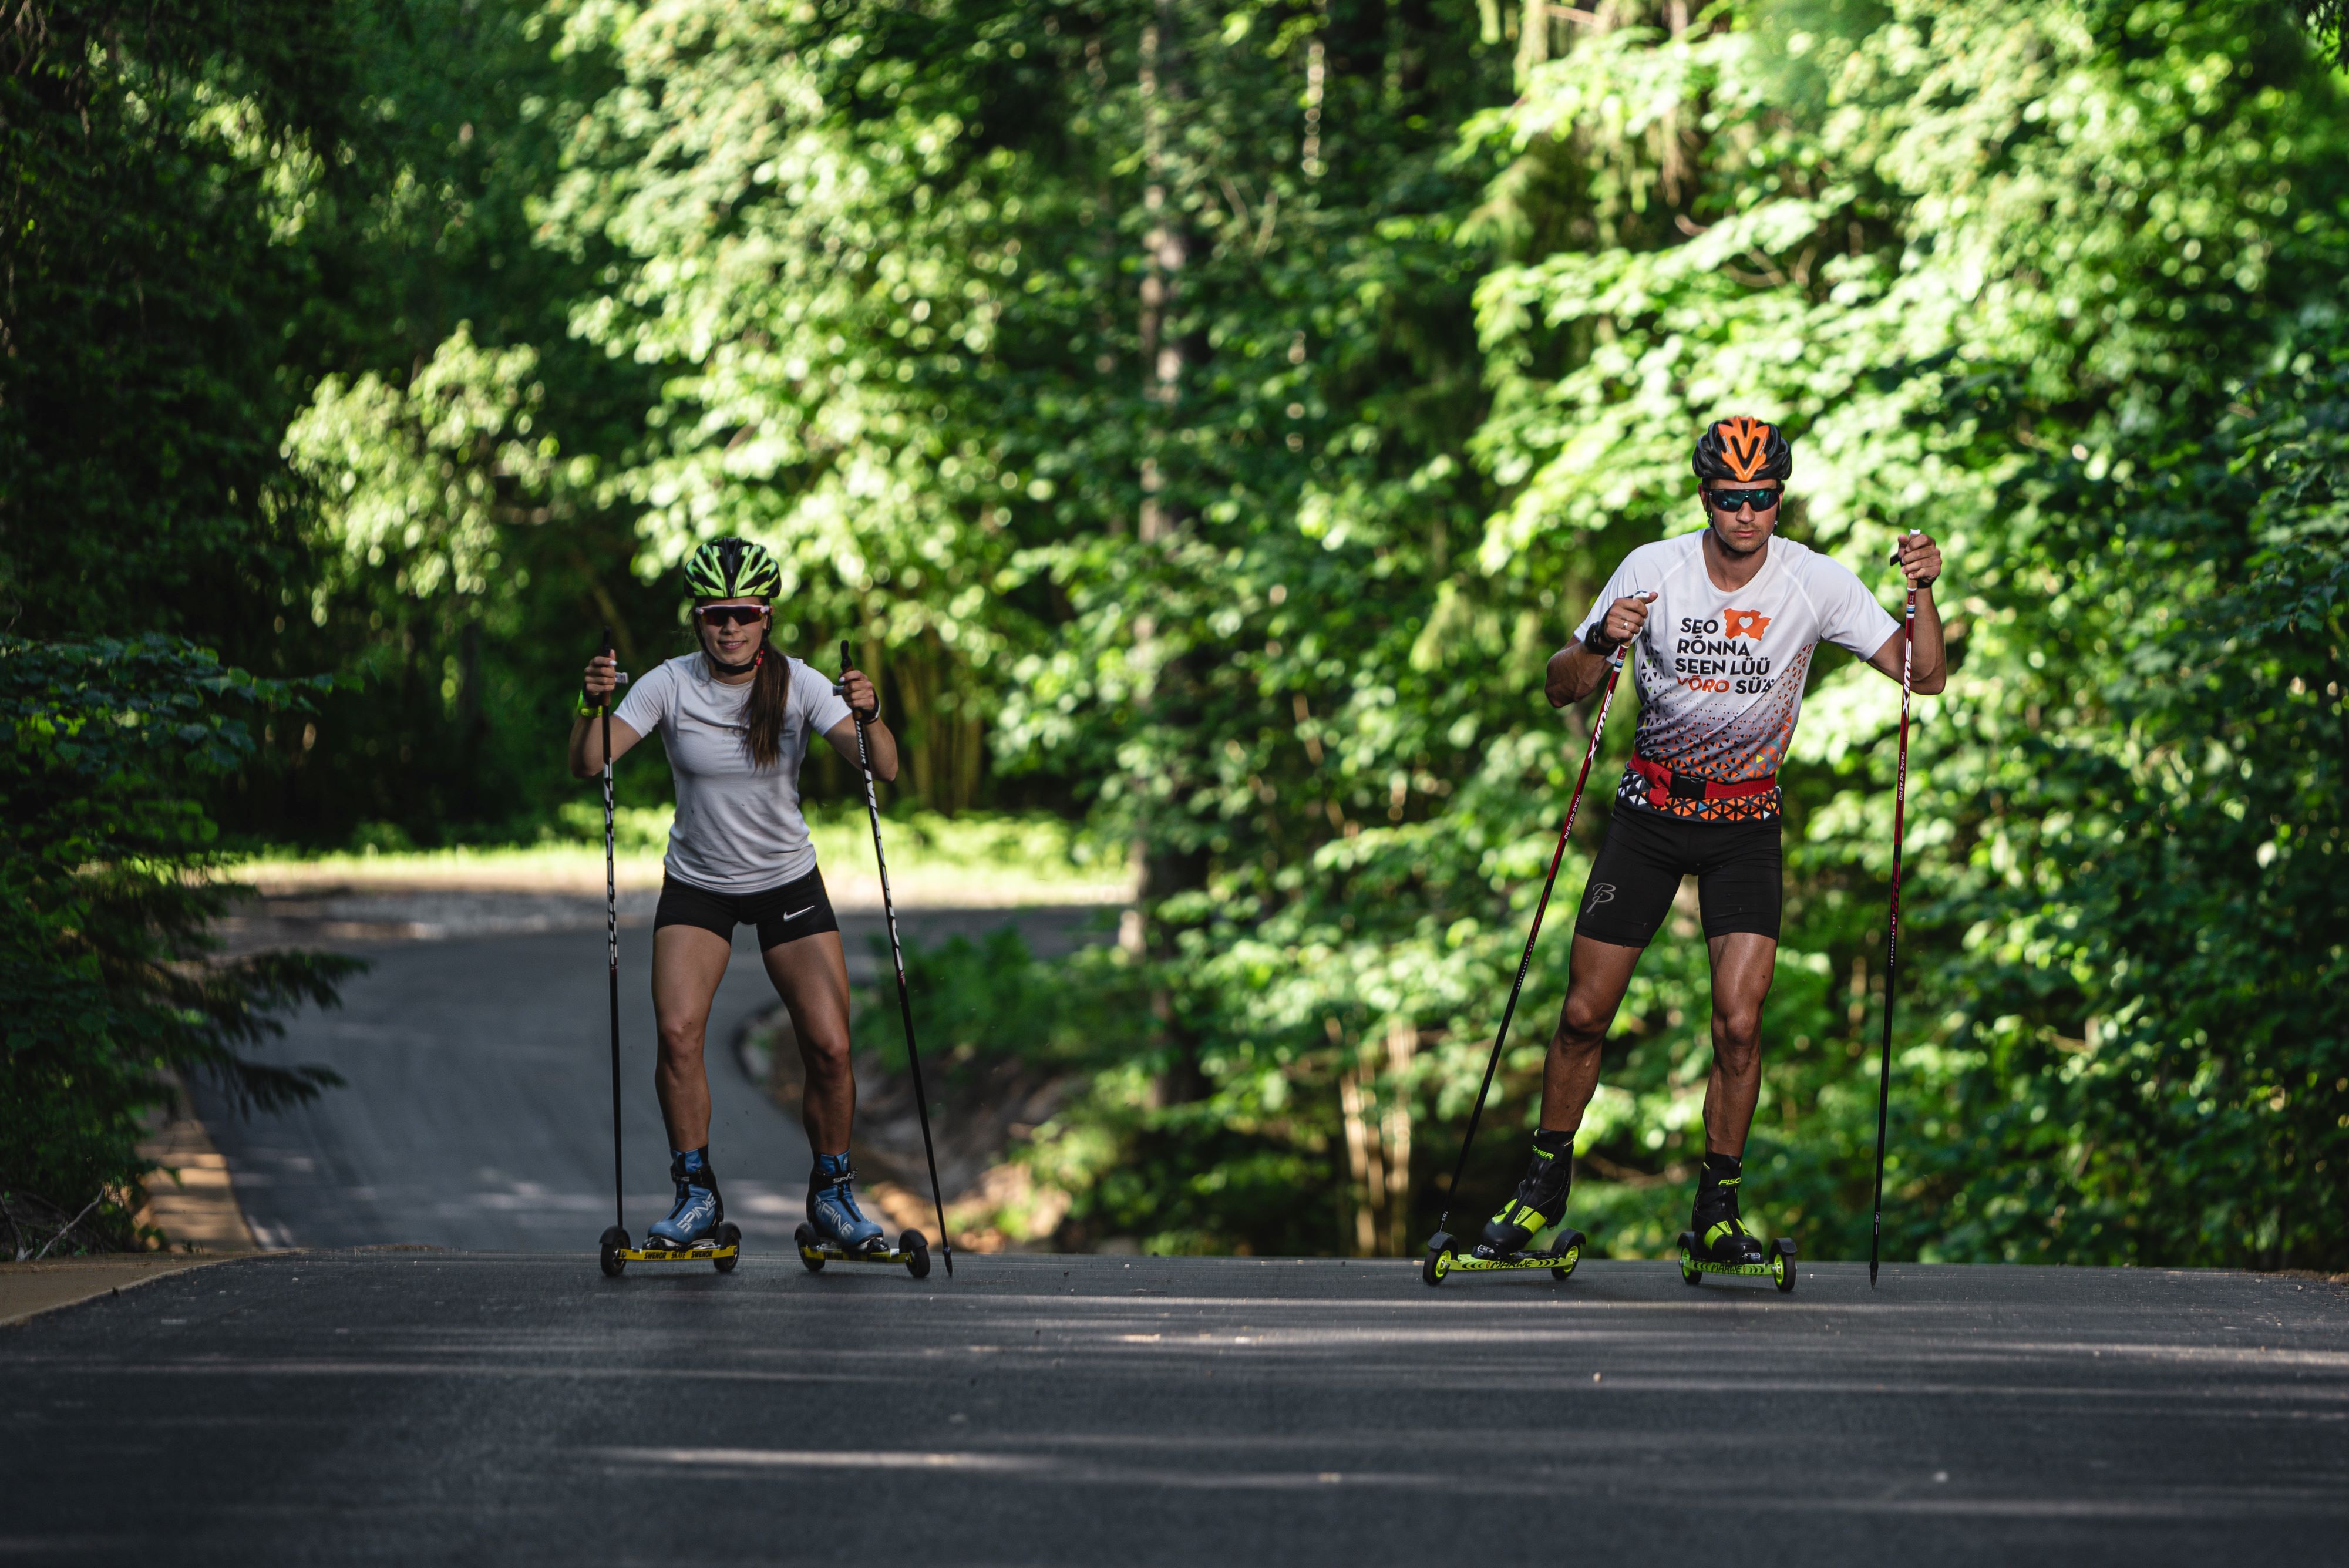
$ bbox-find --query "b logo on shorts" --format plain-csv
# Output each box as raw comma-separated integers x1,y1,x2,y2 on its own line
1584,883,1617,913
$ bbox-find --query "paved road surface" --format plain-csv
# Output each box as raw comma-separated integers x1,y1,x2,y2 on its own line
5,1253,2344,1564
194,909,1112,1251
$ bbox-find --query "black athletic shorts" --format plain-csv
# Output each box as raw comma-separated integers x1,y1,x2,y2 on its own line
654,866,841,950
1571,805,1782,947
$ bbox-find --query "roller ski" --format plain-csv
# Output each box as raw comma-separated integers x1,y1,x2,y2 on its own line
1675,1152,1795,1292
600,1150,741,1276
795,1153,931,1279
1423,1133,1584,1287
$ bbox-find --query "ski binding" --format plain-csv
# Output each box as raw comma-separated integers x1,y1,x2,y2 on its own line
1421,1227,1585,1287
600,1223,739,1277
1677,1231,1796,1293
796,1222,932,1280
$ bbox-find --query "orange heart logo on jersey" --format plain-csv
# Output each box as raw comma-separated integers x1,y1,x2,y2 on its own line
1722,608,1772,641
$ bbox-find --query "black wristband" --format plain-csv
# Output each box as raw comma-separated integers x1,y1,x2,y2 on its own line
1582,621,1620,657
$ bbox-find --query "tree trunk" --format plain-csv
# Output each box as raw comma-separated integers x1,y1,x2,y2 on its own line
1133,0,1210,1105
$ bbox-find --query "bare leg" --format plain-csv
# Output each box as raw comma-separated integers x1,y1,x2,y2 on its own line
1700,931,1778,1155
762,930,856,1153
649,925,734,1150
1537,936,1646,1130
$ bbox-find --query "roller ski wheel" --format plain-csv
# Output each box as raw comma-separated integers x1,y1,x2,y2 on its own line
901,1230,931,1280
1422,1228,1581,1287
795,1222,826,1273
600,1225,630,1278
1677,1230,1797,1291
714,1222,742,1274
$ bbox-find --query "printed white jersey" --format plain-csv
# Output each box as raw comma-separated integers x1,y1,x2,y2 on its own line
613,652,852,891
1571,531,1899,823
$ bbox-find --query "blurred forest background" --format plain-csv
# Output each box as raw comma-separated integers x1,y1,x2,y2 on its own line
5,0,2345,1266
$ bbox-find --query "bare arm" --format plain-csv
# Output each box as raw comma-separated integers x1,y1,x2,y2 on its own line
1546,644,1616,706
567,653,647,778
822,667,900,783
1865,533,1947,695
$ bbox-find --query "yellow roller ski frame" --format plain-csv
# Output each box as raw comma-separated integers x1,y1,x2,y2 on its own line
796,1222,932,1280
1677,1231,1797,1293
1421,1228,1584,1287
601,1222,740,1276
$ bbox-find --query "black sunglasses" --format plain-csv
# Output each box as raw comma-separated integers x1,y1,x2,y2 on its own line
695,604,768,628
1706,487,1782,513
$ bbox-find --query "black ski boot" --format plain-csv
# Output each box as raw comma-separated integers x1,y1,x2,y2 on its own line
1473,1130,1574,1260
1685,1151,1768,1268
1674,1150,1795,1291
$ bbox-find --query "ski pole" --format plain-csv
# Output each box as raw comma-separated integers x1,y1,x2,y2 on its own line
1869,537,1919,1288
1431,595,1650,1242
840,641,954,1277
600,626,625,1236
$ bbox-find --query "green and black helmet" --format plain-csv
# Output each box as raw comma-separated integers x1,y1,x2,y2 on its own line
682,536,782,601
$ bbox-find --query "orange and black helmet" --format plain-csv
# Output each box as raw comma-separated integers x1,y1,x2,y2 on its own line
1692,416,1792,484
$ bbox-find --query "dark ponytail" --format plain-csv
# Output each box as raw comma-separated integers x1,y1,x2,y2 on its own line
743,643,789,769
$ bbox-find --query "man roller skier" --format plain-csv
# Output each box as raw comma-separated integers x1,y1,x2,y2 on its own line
1475,417,1944,1267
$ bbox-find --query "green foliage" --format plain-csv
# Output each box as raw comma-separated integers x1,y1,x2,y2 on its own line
0,638,358,1253
1906,326,2349,1266
12,0,2345,1267
0,0,360,653
534,0,2349,1265
850,926,1135,1082
1436,0,2349,1267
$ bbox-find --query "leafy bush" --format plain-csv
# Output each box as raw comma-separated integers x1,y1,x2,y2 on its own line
0,638,356,1255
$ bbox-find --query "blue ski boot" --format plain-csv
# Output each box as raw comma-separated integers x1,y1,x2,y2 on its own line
647,1148,723,1251
807,1152,886,1255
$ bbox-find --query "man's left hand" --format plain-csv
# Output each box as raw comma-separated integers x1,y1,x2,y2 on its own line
1893,531,1942,591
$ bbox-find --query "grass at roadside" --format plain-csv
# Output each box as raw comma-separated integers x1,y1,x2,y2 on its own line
225,808,1134,909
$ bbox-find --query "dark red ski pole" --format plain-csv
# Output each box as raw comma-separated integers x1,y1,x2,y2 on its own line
1431,599,1650,1243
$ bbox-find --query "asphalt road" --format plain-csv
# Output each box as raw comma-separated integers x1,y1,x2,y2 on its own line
193,909,1113,1252
5,1253,2345,1564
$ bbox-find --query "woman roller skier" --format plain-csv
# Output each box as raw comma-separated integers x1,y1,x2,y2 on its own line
568,537,900,1257
1473,418,1944,1269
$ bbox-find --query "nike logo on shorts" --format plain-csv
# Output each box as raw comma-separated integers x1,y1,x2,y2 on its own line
783,906,816,921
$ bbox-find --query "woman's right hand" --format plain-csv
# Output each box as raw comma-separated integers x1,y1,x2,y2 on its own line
582,653,620,707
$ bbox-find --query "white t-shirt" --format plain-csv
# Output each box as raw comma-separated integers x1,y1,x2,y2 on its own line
1572,532,1899,823
613,652,853,891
